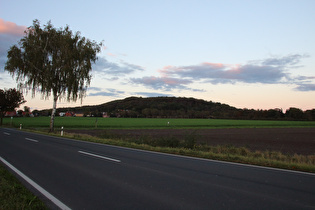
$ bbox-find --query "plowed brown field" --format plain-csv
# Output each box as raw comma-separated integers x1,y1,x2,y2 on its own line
68,127,315,155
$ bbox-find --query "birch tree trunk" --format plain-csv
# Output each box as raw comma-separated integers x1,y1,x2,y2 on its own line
49,96,58,132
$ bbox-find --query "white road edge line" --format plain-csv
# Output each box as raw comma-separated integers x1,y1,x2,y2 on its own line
25,138,39,142
3,132,10,135
0,156,71,210
78,151,121,163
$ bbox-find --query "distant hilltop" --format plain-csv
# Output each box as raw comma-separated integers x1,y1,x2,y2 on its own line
35,96,315,121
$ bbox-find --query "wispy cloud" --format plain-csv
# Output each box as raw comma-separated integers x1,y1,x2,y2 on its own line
134,92,174,97
130,76,190,91
294,83,315,91
255,54,309,67
88,87,102,92
88,87,124,97
93,57,144,76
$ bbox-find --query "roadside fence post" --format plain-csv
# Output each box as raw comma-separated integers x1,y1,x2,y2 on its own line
20,124,22,130
61,126,64,136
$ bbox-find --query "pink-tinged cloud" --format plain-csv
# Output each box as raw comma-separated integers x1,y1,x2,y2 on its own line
0,19,26,36
146,54,314,91
107,52,116,57
202,62,225,68
158,55,304,84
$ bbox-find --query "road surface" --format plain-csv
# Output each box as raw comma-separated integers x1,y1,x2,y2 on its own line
1,128,315,209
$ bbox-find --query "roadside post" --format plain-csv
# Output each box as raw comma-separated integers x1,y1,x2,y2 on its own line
61,126,64,136
19,124,22,130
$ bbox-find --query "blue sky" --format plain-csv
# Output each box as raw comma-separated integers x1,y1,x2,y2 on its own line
1,0,315,111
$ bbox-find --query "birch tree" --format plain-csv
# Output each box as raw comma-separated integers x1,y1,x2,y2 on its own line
5,20,102,131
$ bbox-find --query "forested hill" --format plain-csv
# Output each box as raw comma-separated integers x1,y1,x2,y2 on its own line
45,96,315,120
99,96,237,118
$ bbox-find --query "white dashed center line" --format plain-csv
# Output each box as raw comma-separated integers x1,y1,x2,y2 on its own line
78,151,121,163
25,138,39,142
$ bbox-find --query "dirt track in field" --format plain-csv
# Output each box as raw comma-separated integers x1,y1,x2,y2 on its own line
68,127,315,155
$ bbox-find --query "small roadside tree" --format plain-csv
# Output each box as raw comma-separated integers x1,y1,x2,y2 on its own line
5,20,102,131
0,88,26,125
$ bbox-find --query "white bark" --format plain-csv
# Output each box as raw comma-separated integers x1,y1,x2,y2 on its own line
49,96,57,132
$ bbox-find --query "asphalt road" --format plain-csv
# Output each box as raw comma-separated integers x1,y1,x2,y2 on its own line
1,128,315,210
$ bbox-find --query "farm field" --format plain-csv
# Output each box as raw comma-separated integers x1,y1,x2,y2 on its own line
4,116,315,155
3,116,315,129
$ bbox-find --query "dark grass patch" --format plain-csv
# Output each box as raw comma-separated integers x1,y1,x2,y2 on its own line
0,164,47,209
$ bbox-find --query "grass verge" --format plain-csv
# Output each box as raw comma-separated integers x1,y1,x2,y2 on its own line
0,164,47,210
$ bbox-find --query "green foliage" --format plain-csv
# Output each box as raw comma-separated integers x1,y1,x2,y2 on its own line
5,19,101,101
285,107,305,120
5,19,102,131
0,88,26,125
182,131,197,149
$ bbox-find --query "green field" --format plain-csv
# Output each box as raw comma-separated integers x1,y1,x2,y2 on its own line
2,116,315,129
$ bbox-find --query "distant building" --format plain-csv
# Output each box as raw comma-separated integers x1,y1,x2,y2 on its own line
22,111,34,117
65,111,75,117
102,112,109,118
5,111,17,117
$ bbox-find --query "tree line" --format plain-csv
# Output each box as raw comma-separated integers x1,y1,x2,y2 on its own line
36,96,315,121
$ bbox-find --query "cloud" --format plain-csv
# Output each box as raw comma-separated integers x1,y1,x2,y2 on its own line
88,87,102,91
88,88,124,97
0,19,26,71
159,61,288,84
0,19,26,36
129,76,205,92
294,83,315,91
257,54,309,67
294,76,315,81
129,54,314,92
120,60,145,71
134,92,174,97
159,54,314,86
130,76,191,90
107,52,115,57
93,57,144,76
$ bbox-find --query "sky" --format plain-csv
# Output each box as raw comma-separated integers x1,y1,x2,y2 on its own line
0,0,315,111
